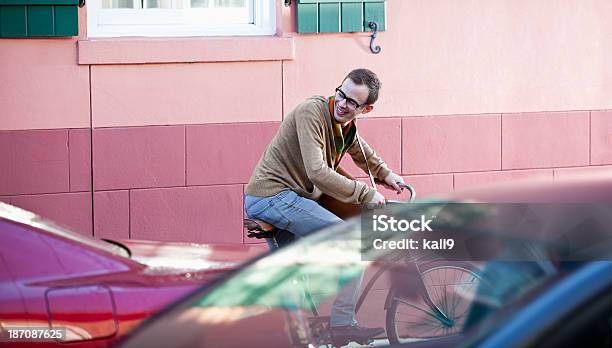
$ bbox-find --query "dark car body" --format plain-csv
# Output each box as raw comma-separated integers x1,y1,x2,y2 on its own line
116,174,612,348
0,202,266,347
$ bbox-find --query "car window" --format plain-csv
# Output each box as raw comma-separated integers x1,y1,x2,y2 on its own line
43,229,132,276
0,252,26,326
0,219,131,279
0,203,133,260
0,220,67,280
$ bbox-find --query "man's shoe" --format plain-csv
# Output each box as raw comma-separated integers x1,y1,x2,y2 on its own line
331,324,385,346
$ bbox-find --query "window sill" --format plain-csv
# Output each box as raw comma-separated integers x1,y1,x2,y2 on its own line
77,36,295,65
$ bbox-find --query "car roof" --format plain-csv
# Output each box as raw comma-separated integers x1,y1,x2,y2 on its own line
444,174,612,203
118,174,612,347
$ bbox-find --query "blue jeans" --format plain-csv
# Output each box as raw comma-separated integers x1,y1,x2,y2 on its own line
244,190,364,327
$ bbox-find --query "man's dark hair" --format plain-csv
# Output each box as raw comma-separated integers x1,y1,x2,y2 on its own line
344,68,381,105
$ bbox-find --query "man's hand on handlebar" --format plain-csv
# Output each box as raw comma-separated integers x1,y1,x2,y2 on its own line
381,172,405,194
365,190,386,209
365,172,413,209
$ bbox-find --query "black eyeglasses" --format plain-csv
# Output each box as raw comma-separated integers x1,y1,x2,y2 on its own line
335,86,366,110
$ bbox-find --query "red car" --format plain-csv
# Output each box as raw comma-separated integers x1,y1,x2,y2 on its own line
0,202,266,347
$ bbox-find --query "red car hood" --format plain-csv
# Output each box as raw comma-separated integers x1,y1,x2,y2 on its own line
120,240,268,275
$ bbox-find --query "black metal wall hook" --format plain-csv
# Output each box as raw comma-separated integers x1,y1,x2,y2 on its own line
368,21,381,54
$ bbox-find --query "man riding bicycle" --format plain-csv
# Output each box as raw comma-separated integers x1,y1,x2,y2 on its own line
244,68,405,346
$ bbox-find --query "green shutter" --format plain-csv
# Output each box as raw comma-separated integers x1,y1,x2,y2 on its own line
0,6,28,37
296,0,386,34
0,0,78,37
364,1,384,32
319,2,339,33
54,5,77,35
296,2,318,33
340,2,361,32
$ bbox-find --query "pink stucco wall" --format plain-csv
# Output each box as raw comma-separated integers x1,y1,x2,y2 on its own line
1,0,612,243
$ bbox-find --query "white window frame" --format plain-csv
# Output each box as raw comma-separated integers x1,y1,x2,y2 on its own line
87,0,275,37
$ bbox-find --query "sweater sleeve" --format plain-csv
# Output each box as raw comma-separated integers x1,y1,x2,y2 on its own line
294,105,375,204
347,133,392,181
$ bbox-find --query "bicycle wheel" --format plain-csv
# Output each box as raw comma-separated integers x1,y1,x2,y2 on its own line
385,260,482,344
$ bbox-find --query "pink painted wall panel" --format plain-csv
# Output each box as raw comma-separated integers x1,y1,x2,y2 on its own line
69,129,92,192
94,190,129,240
91,62,282,128
339,118,401,178
186,122,279,186
93,126,185,190
0,129,69,195
0,197,11,204
403,174,454,197
283,35,385,118
10,192,92,236
502,112,589,169
454,169,553,191
591,111,612,165
78,6,86,39
130,185,243,243
0,40,90,131
401,115,501,174
554,165,612,182
283,1,612,118
277,0,294,35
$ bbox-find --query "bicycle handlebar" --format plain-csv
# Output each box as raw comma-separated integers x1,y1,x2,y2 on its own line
386,183,416,204
364,183,416,210
398,183,416,202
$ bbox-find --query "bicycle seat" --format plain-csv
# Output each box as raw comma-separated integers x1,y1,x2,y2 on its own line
243,218,277,239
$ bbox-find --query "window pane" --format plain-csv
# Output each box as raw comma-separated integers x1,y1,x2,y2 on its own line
102,0,135,8
214,0,245,7
146,0,172,8
190,0,208,8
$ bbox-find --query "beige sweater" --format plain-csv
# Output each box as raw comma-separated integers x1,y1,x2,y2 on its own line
245,96,391,204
